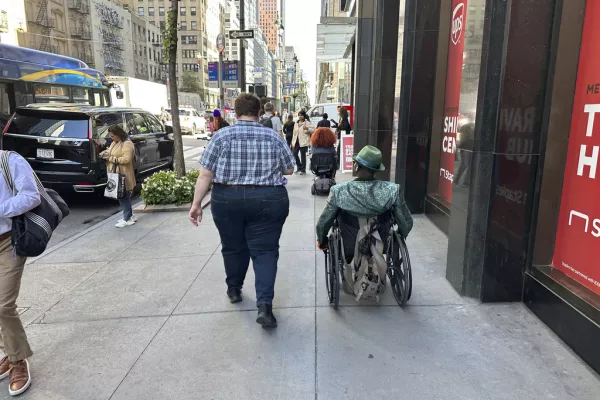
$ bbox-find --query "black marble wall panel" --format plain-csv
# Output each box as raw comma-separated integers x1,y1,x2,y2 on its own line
395,0,442,212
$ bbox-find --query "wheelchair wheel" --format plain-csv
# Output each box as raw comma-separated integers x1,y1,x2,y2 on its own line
399,236,413,301
325,234,340,309
386,231,411,306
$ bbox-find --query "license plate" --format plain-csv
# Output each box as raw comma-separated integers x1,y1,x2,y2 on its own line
37,149,54,159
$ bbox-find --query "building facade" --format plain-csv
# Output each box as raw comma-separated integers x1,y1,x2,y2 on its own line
91,0,133,76
0,1,27,46
22,0,94,64
257,0,278,53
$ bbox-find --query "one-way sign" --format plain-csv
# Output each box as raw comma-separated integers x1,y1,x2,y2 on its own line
229,30,254,39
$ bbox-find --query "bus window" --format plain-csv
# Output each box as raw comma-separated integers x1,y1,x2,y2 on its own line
73,87,92,105
34,84,69,103
103,90,111,106
93,91,102,106
14,82,33,108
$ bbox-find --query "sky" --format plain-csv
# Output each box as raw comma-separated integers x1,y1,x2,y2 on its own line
283,0,321,103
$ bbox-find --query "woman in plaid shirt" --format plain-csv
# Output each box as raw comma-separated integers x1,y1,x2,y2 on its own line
189,93,295,328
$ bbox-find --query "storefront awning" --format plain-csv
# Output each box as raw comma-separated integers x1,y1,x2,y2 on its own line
316,18,356,63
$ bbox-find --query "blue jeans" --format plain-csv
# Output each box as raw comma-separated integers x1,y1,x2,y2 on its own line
211,185,290,306
119,191,133,221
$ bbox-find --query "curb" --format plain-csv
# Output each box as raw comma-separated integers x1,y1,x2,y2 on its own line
134,192,211,213
28,194,212,264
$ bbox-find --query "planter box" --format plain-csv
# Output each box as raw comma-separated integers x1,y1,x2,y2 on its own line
135,192,211,213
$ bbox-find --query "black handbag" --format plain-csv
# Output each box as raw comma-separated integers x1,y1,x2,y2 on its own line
0,151,70,257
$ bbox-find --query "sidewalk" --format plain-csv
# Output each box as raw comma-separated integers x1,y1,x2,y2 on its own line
7,174,600,399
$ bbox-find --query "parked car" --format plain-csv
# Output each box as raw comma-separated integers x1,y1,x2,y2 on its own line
165,106,206,135
1,104,174,195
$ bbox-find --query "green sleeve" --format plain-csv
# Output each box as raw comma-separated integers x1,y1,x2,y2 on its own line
393,186,413,238
316,191,340,245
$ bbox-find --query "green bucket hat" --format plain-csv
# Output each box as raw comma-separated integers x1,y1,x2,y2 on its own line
352,145,386,172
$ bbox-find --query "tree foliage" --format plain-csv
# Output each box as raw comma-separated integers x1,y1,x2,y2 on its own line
180,71,200,93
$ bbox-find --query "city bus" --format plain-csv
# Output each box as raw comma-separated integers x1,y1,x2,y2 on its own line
0,43,112,131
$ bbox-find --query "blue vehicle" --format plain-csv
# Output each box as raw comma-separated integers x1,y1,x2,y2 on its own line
0,44,112,132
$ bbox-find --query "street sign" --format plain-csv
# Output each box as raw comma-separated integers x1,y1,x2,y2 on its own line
285,83,299,89
229,30,254,39
216,33,225,54
222,61,239,88
208,62,219,88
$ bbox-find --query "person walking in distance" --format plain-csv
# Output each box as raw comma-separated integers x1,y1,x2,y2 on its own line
292,110,314,175
283,114,295,148
0,151,40,396
261,102,284,138
189,93,295,328
317,113,331,128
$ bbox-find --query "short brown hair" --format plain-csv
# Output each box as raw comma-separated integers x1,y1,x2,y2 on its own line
311,127,337,148
235,93,261,118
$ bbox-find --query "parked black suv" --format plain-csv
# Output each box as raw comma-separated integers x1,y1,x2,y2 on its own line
1,105,174,194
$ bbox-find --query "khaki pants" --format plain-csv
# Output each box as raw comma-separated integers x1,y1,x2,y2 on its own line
0,238,32,361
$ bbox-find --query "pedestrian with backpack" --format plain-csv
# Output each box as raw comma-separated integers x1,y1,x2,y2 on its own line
261,102,283,138
0,151,41,396
291,110,314,175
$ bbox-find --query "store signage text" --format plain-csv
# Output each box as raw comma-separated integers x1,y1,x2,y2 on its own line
451,3,465,46
577,104,600,179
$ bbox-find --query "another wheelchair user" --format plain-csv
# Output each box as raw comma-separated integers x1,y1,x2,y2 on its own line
315,145,413,300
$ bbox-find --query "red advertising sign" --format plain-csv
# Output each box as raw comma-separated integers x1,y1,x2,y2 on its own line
553,2,600,295
340,132,354,173
437,0,467,201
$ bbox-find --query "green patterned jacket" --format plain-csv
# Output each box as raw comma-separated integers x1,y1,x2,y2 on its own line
316,178,413,245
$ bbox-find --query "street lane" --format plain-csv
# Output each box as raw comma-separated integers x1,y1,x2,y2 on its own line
47,137,209,248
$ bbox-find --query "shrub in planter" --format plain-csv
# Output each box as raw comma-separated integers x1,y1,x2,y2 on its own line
141,170,199,205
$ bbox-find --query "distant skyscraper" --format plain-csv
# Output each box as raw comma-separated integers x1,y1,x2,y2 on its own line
258,0,279,52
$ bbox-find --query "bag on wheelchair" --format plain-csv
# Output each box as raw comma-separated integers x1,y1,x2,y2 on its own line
343,217,388,301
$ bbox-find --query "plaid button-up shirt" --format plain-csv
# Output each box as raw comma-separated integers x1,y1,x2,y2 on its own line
199,120,296,186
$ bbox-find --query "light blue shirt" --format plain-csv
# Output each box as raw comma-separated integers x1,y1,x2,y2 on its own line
0,152,41,235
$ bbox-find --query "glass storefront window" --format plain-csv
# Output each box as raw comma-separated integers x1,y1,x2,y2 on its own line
434,0,486,206
534,2,600,305
531,1,600,320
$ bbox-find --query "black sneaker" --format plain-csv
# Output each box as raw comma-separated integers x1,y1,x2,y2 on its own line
256,304,277,328
227,288,242,304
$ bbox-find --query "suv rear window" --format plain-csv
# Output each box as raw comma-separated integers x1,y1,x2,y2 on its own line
6,113,89,139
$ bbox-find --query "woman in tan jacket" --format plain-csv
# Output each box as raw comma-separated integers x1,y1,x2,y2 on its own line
291,110,315,175
100,125,137,228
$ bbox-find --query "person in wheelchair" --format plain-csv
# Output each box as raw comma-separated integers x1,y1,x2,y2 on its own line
316,145,413,260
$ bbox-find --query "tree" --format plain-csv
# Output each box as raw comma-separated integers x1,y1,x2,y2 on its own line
163,4,185,178
180,70,200,93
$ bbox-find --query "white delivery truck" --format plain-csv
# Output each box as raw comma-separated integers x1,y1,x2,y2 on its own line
108,76,168,116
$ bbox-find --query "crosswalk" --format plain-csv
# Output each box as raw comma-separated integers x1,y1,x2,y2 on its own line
182,145,205,162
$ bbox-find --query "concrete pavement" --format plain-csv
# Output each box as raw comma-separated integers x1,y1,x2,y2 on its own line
6,174,600,399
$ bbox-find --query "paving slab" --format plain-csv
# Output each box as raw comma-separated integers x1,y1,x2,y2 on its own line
316,304,600,400
110,309,315,400
38,255,211,323
123,220,221,260
0,317,167,400
18,262,107,326
175,250,316,314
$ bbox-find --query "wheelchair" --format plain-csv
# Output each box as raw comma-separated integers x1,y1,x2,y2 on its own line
323,212,412,309
310,152,337,196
